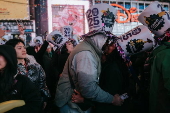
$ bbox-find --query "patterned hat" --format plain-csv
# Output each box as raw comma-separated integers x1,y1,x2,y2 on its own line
84,3,117,37
61,25,73,39
32,36,43,47
138,1,170,37
61,25,79,45
47,30,69,50
0,35,10,45
0,38,5,45
116,25,154,58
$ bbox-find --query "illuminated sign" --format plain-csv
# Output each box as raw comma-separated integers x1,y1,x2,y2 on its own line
111,4,140,23
0,21,34,33
52,5,85,36
0,0,29,20
48,0,89,34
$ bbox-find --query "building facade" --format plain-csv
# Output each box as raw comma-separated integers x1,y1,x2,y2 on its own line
92,0,170,36
0,0,36,46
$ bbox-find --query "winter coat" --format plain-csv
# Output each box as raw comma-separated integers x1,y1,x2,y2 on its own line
95,50,129,113
69,37,113,103
6,75,42,113
0,45,42,113
17,55,50,102
149,42,170,113
42,51,57,100
55,35,113,112
43,51,53,77
57,53,69,74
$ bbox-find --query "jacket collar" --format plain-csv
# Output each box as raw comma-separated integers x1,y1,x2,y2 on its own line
149,42,170,64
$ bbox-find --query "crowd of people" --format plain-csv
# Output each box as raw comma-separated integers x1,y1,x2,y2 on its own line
0,1,170,113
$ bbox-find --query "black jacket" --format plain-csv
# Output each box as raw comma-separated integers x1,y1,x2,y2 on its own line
0,45,42,113
57,53,69,74
95,50,130,113
6,75,42,113
26,40,49,68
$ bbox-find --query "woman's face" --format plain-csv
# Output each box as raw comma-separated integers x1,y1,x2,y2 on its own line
14,42,27,59
66,41,74,53
0,55,7,69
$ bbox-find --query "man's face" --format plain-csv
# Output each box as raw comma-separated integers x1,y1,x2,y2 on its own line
14,42,26,59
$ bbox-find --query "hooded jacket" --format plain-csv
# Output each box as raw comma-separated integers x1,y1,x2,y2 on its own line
149,42,170,113
70,34,113,103
55,34,113,112
95,49,130,113
0,45,17,76
0,45,42,113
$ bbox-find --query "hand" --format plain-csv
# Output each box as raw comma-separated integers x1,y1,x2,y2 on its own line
126,61,132,67
72,89,84,103
18,24,25,35
49,42,54,47
43,102,47,109
0,29,5,38
112,94,124,106
35,46,41,52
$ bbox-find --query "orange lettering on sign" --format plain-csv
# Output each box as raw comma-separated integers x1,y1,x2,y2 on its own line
110,4,139,23
131,14,140,22
0,8,7,11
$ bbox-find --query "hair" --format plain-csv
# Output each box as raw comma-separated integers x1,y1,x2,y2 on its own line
60,43,68,54
60,41,74,54
0,54,15,102
5,38,25,47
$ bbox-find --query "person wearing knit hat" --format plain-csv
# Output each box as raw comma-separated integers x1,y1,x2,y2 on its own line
47,30,69,51
61,25,80,45
32,36,44,47
61,25,73,39
138,1,170,113
54,3,123,113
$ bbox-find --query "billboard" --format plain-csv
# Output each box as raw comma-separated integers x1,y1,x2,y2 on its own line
52,5,85,36
0,0,29,20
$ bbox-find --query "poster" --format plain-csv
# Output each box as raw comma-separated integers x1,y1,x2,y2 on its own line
0,0,29,20
52,5,85,36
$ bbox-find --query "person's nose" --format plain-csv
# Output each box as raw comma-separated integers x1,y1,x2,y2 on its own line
22,47,26,52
